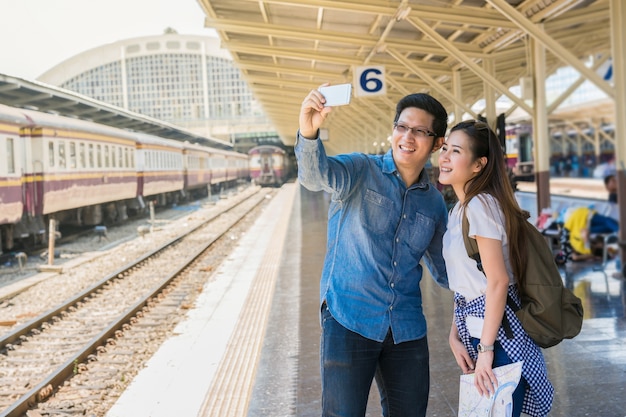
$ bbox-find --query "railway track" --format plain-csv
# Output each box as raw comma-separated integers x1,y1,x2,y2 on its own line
0,186,274,416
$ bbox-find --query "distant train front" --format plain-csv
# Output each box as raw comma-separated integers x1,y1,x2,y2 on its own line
248,145,290,187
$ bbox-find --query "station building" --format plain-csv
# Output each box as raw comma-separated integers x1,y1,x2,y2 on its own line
37,32,280,152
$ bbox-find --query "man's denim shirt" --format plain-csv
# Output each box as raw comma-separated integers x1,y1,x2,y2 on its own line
295,132,449,344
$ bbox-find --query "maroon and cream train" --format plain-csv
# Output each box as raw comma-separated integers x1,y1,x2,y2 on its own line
248,145,291,187
0,103,248,253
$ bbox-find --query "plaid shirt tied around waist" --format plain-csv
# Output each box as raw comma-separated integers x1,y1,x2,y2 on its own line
454,285,554,417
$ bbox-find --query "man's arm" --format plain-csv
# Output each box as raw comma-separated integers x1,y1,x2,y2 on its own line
295,132,329,192
423,214,449,289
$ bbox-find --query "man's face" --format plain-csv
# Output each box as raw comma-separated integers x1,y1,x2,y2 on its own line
607,177,617,193
391,107,441,171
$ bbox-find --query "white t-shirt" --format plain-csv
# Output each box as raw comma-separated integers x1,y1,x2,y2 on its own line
443,194,515,337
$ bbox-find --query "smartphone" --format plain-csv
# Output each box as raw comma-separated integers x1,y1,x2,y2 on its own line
318,83,352,107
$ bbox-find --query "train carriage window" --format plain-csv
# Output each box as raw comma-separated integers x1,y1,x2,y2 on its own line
6,138,15,174
79,143,86,168
69,142,77,169
104,145,110,167
112,146,117,168
97,144,102,168
118,146,123,168
125,148,130,168
130,149,135,168
48,141,55,167
88,144,94,168
58,143,66,168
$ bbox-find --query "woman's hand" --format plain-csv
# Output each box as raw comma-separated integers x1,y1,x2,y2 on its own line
473,351,498,396
299,85,332,139
449,326,474,374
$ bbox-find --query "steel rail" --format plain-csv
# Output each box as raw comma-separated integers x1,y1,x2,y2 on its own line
0,190,267,417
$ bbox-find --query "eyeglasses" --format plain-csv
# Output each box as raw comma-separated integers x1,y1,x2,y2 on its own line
393,123,436,138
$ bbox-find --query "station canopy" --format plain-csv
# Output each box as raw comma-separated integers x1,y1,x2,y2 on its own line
0,74,234,150
197,0,614,155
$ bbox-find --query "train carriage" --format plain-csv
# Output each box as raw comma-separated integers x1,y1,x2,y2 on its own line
235,152,250,182
225,152,246,183
207,147,230,186
182,142,248,195
0,105,26,227
248,145,288,186
183,141,213,195
16,108,140,233
0,102,252,254
23,112,139,217
135,133,185,204
0,105,29,252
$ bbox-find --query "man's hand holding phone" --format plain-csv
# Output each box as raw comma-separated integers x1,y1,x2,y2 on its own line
299,83,351,139
318,83,352,107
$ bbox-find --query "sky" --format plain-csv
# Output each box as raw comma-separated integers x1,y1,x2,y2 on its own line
1,0,217,80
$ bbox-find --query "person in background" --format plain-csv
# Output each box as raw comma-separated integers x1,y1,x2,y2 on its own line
438,120,553,417
295,87,449,417
605,173,618,204
563,205,619,261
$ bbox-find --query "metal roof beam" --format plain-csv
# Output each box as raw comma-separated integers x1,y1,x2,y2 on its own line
206,18,483,55
405,15,532,114
224,0,518,28
486,0,613,98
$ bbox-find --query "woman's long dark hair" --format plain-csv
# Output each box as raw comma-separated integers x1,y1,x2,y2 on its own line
452,120,529,285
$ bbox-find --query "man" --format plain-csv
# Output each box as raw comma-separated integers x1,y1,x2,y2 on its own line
604,173,618,204
564,206,619,261
296,87,449,417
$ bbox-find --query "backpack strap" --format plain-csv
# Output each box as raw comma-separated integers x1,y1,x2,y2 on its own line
461,210,483,273
461,208,515,339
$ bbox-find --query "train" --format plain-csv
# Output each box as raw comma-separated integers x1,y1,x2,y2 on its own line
505,123,616,181
248,145,292,186
0,102,249,254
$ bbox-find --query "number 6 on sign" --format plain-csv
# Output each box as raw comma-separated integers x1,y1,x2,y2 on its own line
353,66,386,98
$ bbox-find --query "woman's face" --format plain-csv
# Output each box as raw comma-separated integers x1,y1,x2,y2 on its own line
437,129,483,187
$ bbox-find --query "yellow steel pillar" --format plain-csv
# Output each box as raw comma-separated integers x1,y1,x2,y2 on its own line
610,0,626,266
531,34,551,215
483,58,497,129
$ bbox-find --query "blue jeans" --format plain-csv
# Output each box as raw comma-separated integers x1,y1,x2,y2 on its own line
590,213,619,234
470,338,527,417
321,304,429,417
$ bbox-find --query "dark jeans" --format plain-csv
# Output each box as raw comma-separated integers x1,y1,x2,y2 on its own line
470,338,527,417
320,304,429,417
590,213,619,234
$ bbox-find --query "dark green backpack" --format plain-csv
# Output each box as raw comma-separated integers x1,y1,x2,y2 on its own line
462,210,584,348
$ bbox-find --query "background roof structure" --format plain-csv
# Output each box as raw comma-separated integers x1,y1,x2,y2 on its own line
196,0,614,154
0,74,234,150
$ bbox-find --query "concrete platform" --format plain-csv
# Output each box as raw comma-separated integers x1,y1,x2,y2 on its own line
104,183,626,416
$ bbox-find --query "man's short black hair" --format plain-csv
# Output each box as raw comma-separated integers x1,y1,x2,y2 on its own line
394,93,448,138
604,174,615,186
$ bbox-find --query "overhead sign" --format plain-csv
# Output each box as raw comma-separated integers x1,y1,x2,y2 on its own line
596,58,613,82
353,66,386,97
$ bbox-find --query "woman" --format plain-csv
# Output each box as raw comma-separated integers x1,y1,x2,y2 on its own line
438,120,553,417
